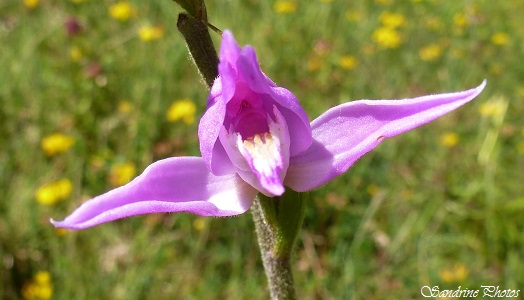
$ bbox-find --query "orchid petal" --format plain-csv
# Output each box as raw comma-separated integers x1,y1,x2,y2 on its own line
221,31,312,155
199,82,236,175
218,57,238,104
236,46,274,94
51,157,257,229
220,30,241,66
218,31,241,103
285,81,486,192
235,44,312,155
270,87,312,155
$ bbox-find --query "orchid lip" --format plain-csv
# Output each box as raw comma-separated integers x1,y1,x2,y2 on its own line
237,125,285,196
219,105,290,197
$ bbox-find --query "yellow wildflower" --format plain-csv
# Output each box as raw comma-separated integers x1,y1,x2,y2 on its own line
419,44,443,61
339,55,358,70
69,46,83,62
439,132,459,148
379,12,406,29
109,1,136,21
491,32,509,46
34,272,51,285
453,13,468,28
71,0,86,3
372,27,401,49
167,99,197,124
479,98,507,117
193,217,208,231
22,271,53,300
138,25,164,41
274,1,297,14
375,0,392,5
23,0,39,9
439,263,468,283
109,162,136,187
41,133,74,156
35,179,73,206
118,100,134,113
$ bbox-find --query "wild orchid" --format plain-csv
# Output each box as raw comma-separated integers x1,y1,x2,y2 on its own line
51,30,485,230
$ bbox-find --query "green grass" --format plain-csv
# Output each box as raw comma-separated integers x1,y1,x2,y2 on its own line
1,0,524,299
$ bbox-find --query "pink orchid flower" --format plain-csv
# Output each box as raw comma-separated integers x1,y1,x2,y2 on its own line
52,31,485,229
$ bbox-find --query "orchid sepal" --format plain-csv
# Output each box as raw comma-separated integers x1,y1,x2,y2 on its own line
50,157,257,230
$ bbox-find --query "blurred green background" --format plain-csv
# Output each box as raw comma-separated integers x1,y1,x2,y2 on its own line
1,0,523,299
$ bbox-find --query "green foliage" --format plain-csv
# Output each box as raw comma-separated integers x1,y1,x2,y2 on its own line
1,0,524,299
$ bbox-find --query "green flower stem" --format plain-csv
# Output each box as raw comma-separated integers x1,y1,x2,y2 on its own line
252,191,307,300
177,13,218,88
